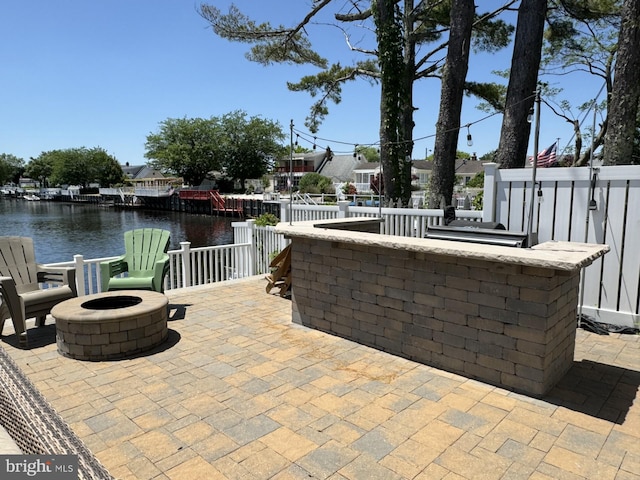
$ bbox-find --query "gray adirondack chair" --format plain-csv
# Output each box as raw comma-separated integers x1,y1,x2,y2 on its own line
0,236,77,347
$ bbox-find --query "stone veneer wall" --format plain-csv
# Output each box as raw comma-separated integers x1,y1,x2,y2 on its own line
291,237,580,397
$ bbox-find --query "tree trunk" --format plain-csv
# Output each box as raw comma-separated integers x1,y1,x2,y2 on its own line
428,0,474,208
397,0,416,207
494,0,547,169
603,0,640,165
374,0,405,205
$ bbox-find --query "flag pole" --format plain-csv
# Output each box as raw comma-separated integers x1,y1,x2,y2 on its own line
289,119,294,226
527,88,541,247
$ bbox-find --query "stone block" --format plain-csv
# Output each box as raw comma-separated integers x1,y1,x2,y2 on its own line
127,328,146,341
515,364,545,383
476,353,515,375
431,352,464,372
435,285,467,302
479,280,519,298
463,361,502,385
478,305,517,324
101,342,122,356
500,372,544,396
442,344,476,363
468,291,506,310
432,331,466,349
503,349,546,370
75,334,93,345
376,296,403,311
414,292,445,308
110,331,128,343
478,329,517,349
506,298,549,317
445,298,478,317
467,316,505,334
91,333,110,345
403,323,433,340
412,315,442,332
435,262,469,279
404,335,443,355
443,322,478,341
445,276,480,293
465,338,503,358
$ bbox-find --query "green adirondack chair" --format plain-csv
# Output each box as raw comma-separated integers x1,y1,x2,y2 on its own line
101,228,171,293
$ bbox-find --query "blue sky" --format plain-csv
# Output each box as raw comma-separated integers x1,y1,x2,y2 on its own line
1,1,604,166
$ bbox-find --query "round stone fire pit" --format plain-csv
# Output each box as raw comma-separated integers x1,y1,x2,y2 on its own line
52,290,168,361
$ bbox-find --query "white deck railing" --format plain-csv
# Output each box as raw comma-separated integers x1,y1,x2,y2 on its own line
45,242,257,296
282,201,482,237
42,205,478,296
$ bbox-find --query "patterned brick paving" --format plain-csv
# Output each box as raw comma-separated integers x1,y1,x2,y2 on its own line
2,277,639,479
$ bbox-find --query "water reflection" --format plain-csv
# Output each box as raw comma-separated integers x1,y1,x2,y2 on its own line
0,200,235,264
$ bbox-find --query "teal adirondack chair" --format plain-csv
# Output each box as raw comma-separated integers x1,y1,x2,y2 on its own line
101,228,171,293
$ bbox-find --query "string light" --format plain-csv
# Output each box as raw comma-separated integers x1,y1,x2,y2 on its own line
289,90,538,153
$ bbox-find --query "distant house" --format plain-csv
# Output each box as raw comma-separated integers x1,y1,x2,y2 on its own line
352,162,381,193
122,163,165,181
353,157,487,194
273,148,363,191
273,149,488,200
18,177,39,189
453,156,487,185
120,163,182,190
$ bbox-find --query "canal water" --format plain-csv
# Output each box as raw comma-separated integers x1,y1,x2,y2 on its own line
0,199,236,264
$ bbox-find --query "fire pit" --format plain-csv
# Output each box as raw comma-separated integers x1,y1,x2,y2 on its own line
52,290,168,361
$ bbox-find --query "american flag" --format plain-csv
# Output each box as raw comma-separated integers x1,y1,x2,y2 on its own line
531,142,557,168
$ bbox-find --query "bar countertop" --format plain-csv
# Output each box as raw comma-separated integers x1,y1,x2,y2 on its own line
275,218,610,271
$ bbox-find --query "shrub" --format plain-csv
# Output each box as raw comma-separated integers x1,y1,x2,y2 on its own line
342,182,357,195
255,213,279,226
472,190,483,210
299,173,335,194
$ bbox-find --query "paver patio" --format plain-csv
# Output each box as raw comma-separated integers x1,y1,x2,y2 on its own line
1,276,639,479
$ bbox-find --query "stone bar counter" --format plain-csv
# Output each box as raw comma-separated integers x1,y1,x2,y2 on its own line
276,218,609,396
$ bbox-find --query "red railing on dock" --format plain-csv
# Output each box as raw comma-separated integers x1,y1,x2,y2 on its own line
178,189,244,216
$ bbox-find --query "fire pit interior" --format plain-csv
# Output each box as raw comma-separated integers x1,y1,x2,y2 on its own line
52,290,168,361
81,295,142,310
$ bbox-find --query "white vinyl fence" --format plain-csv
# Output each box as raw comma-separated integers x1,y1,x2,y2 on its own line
483,163,640,328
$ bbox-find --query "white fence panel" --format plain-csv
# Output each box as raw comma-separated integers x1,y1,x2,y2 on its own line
619,179,640,317
484,163,640,327
254,226,289,275
291,204,339,222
